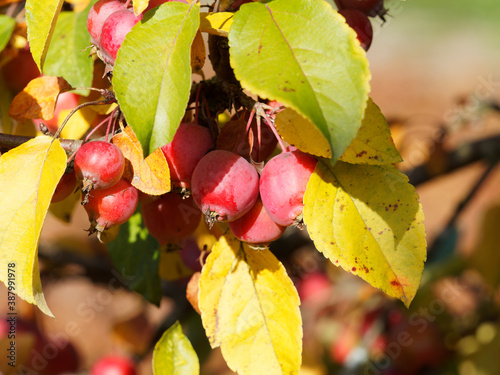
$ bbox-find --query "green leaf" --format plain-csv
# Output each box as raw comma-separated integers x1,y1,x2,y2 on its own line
304,161,426,307
108,210,162,306
113,2,200,156
25,0,65,72
229,0,370,161
44,7,94,96
153,321,200,375
0,15,15,53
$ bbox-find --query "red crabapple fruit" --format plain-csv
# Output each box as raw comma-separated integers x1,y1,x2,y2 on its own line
191,150,259,225
160,123,213,189
99,8,142,65
87,0,126,46
142,193,201,246
1,46,40,93
91,355,137,375
228,197,286,246
51,170,77,203
84,178,138,237
259,150,317,227
335,0,386,19
74,140,125,199
338,9,373,51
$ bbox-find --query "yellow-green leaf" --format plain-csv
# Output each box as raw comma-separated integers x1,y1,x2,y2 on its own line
25,0,65,71
0,136,67,317
304,161,426,307
340,98,402,165
200,12,233,37
153,321,199,375
199,234,302,375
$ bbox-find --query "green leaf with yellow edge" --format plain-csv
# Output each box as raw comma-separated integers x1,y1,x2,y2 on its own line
113,2,200,156
229,0,370,161
0,136,67,317
25,0,65,71
304,161,426,307
200,12,233,37
199,234,302,375
0,15,15,53
153,321,200,375
339,98,402,165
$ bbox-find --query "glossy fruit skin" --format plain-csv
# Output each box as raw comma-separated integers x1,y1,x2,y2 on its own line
84,179,138,232
87,0,126,45
228,197,286,245
191,150,260,222
335,0,385,17
74,141,125,191
51,170,77,203
160,123,213,188
99,9,142,65
260,150,317,226
91,355,136,375
338,9,373,51
142,193,201,246
33,92,80,134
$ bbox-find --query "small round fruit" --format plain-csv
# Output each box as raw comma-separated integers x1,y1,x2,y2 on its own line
51,170,77,203
142,193,201,246
87,0,126,46
74,140,125,194
335,0,386,17
91,355,136,375
259,150,317,227
99,8,142,65
228,197,286,245
191,150,259,224
160,123,213,189
84,178,138,235
338,9,373,51
1,46,40,93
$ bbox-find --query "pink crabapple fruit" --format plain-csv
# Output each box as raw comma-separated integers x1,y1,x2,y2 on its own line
51,169,77,203
160,123,213,189
228,197,286,246
84,178,138,237
191,150,260,225
142,192,201,246
90,355,137,375
259,149,317,227
87,0,127,46
338,9,373,51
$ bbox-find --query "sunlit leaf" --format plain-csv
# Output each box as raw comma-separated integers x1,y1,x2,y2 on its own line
9,76,71,121
25,0,65,71
200,12,233,37
199,234,302,375
0,15,15,53
153,321,200,375
229,0,370,161
58,106,97,140
0,136,67,317
113,126,171,196
133,0,149,15
304,161,426,307
113,2,200,156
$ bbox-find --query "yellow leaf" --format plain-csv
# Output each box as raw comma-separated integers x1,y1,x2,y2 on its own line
199,234,302,375
8,76,71,121
49,189,81,223
303,161,426,307
113,126,171,196
133,0,149,15
58,106,97,140
275,108,331,158
339,98,403,165
191,30,205,74
159,250,193,281
0,136,67,317
200,12,233,37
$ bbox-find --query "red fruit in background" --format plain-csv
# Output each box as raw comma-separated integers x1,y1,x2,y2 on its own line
33,92,80,134
297,271,332,302
84,178,138,234
338,9,373,51
0,318,38,374
160,123,213,189
228,197,286,245
99,8,142,65
335,0,386,18
51,170,77,203
74,141,125,193
179,238,205,272
191,150,259,224
27,336,80,375
1,47,41,93
142,193,201,246
259,150,317,227
87,0,126,45
144,0,188,13
91,355,136,375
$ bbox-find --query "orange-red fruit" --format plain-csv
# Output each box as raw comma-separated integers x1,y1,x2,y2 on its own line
51,170,77,203
259,150,317,226
338,9,373,51
91,355,136,375
142,193,201,246
228,197,286,245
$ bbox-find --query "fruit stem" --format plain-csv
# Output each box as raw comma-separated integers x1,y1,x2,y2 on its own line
256,103,287,152
236,109,255,156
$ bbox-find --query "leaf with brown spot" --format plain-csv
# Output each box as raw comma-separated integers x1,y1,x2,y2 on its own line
8,76,70,121
113,126,171,196
191,30,205,74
